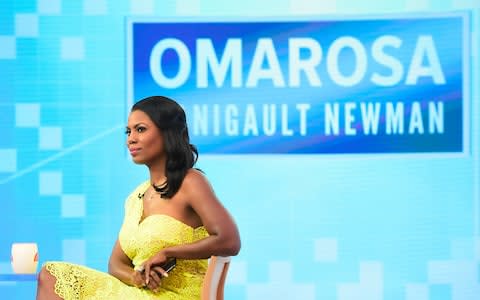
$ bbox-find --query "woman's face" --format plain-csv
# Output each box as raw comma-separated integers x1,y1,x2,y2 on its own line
126,109,165,165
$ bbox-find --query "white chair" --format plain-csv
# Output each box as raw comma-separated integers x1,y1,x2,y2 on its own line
201,256,231,300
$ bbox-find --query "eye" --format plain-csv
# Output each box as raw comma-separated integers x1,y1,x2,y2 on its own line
125,129,131,136
136,126,146,133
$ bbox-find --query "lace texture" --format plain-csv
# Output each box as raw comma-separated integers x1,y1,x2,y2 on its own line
44,181,209,299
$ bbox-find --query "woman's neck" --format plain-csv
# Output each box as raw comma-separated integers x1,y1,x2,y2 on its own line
147,162,166,186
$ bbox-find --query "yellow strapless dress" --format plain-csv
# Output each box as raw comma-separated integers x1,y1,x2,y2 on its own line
44,181,209,299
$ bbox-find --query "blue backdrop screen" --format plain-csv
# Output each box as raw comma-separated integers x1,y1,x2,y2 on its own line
0,1,479,300
130,15,468,153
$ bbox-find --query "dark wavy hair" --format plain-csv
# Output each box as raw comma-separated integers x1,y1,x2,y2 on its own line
131,96,198,198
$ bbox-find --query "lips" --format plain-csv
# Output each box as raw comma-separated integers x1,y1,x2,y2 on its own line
129,148,141,156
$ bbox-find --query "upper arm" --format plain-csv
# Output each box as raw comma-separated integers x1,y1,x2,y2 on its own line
109,239,133,271
109,187,138,269
183,170,241,254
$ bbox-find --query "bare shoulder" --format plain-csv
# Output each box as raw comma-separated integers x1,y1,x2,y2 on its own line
182,168,211,189
180,168,217,204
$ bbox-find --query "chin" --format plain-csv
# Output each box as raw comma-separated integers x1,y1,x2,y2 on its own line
131,157,146,164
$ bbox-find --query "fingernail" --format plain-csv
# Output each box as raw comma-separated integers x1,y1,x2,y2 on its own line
163,273,168,277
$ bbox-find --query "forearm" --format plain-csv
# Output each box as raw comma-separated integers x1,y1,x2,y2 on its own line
108,261,136,286
163,234,240,259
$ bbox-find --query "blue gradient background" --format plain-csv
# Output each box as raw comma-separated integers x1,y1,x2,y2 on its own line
0,1,479,299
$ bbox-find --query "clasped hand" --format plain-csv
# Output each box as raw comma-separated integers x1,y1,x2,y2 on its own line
133,251,169,293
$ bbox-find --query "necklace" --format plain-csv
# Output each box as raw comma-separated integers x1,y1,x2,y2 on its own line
151,180,167,193
137,186,161,201
146,186,161,201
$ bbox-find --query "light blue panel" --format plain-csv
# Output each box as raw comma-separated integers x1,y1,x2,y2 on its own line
152,0,176,15
0,262,11,273
200,0,290,15
83,0,108,15
39,16,84,37
0,36,16,59
405,284,429,300
429,0,454,10
451,238,476,260
228,260,247,284
175,0,201,15
0,149,17,172
38,126,62,150
38,171,62,195
314,238,338,262
61,0,84,15
15,103,40,128
246,262,316,299
430,284,451,300
61,195,86,218
60,37,85,60
14,14,38,37
336,0,409,12
337,262,383,300
130,0,155,15
62,239,85,265
37,0,62,15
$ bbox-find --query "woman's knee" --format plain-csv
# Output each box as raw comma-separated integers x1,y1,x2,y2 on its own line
36,265,62,300
37,265,54,287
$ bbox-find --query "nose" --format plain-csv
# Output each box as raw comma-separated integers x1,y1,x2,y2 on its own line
126,133,136,146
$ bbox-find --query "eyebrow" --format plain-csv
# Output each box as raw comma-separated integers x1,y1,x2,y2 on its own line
125,123,147,130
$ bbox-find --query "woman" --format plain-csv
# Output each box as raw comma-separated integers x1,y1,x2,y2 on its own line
36,96,241,299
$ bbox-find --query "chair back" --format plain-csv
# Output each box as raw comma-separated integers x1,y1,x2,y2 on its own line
201,256,231,300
